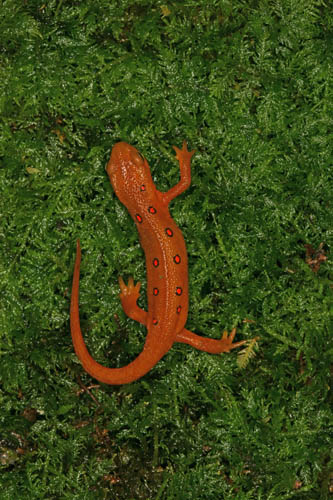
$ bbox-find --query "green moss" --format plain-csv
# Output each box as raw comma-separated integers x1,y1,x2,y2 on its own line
0,0,332,498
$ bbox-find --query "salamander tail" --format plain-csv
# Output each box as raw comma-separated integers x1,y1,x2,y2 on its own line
70,240,164,385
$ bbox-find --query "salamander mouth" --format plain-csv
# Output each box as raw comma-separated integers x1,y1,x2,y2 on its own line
106,142,128,175
105,160,114,176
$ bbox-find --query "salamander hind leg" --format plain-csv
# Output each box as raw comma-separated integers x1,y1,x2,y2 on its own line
118,277,147,325
175,327,247,354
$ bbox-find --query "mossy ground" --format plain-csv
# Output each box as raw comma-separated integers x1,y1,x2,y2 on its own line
0,1,332,498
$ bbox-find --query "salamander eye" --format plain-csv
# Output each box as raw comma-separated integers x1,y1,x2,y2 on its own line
132,151,144,167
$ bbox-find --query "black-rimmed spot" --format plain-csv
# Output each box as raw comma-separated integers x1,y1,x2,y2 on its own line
148,206,156,214
153,258,159,267
173,255,181,264
176,305,182,314
165,228,173,237
136,214,143,223
175,287,182,296
140,184,146,191
153,288,159,296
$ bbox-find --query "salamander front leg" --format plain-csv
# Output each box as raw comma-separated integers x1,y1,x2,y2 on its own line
162,142,195,206
118,277,147,325
175,328,247,354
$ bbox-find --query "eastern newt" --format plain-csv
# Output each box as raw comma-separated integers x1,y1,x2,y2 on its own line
70,141,247,384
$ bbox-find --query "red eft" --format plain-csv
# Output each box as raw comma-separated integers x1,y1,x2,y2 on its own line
70,141,247,385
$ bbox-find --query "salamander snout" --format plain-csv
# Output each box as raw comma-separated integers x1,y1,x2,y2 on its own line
106,142,144,177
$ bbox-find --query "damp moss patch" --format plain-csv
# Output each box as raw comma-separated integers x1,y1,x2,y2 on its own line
0,1,332,498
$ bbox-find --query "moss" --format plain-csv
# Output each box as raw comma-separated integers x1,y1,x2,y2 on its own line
1,0,332,498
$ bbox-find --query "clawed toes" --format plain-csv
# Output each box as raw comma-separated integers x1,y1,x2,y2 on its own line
118,276,141,297
221,328,247,351
222,327,237,342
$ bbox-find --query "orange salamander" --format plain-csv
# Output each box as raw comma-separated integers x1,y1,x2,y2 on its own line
70,141,247,385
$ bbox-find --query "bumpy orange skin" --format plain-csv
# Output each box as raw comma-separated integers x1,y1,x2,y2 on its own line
70,142,246,384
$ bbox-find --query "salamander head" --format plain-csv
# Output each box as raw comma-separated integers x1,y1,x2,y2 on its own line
106,142,145,176
106,142,154,206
